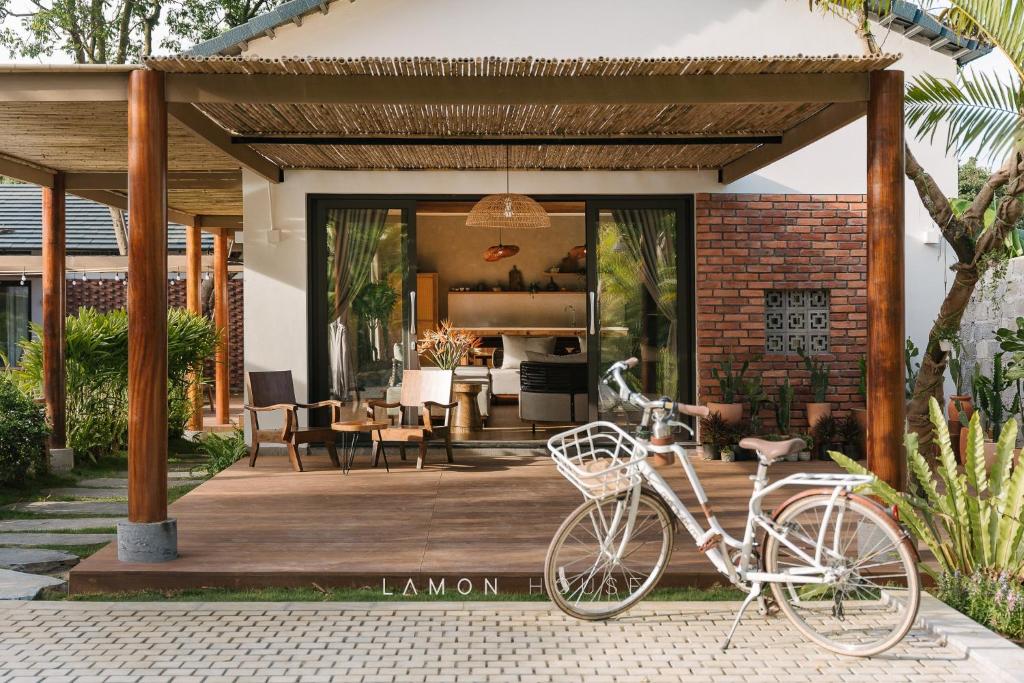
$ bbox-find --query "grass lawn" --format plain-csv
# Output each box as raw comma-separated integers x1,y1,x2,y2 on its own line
63,584,745,603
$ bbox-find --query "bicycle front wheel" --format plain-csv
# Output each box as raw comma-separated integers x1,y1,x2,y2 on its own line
764,493,920,657
545,491,673,620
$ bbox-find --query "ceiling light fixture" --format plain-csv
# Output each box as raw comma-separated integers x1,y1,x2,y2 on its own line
467,146,550,261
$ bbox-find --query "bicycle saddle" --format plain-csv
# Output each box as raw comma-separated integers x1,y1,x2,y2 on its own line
738,437,806,464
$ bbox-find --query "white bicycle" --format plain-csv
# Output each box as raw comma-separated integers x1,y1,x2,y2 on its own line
544,358,920,657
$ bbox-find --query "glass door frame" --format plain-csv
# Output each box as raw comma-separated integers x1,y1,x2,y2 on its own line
585,196,696,422
306,196,418,424
306,193,695,431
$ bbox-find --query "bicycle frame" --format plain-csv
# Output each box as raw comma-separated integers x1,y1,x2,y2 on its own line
619,444,873,589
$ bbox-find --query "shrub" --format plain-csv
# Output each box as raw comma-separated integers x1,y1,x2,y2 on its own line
16,307,218,461
831,397,1023,580
938,570,1024,641
0,371,50,486
192,429,247,478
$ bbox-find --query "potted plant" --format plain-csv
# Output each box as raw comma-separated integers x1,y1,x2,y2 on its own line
972,355,1021,467
773,378,794,438
699,412,733,462
944,336,973,425
837,414,863,460
709,355,752,425
852,356,868,432
417,319,480,370
810,413,838,461
800,350,830,427
743,375,771,435
720,445,736,463
905,337,921,402
797,434,813,462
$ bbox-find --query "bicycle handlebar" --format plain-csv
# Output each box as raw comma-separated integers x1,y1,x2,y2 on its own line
603,358,702,436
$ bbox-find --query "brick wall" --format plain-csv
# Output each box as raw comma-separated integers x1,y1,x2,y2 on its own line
66,278,244,392
695,193,867,432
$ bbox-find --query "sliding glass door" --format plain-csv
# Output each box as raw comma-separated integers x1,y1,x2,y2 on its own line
586,198,695,423
309,199,416,411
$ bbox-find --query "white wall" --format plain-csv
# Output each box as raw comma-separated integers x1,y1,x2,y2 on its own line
241,0,962,423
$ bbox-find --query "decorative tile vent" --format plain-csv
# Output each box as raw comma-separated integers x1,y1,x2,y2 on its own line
765,289,830,354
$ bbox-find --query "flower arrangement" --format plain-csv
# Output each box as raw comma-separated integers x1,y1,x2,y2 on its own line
416,320,481,370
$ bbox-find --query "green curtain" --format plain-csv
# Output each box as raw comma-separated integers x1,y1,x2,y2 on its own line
329,208,390,322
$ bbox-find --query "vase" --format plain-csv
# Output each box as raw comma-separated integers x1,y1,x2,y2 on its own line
806,402,831,429
947,395,973,424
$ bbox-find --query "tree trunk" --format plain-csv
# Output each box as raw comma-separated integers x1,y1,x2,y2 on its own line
907,264,980,446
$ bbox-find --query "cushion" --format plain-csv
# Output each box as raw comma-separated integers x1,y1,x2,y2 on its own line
500,335,556,369
525,351,587,364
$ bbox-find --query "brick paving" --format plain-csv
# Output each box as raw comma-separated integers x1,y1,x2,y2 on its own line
0,600,987,682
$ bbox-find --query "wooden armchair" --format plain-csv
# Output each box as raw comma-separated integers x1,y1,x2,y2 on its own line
245,370,344,472
367,370,456,470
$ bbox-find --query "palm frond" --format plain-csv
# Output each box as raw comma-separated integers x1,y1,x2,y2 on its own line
906,71,1024,162
941,0,1024,82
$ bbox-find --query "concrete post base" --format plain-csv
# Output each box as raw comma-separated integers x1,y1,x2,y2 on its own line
47,448,74,473
117,519,178,563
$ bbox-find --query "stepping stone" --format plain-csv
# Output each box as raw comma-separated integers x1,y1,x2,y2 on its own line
0,518,122,532
3,501,128,516
0,569,65,600
0,533,115,546
0,548,79,573
43,488,128,499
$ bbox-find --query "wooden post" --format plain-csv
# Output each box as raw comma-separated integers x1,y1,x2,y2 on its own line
866,70,906,491
127,69,169,526
214,233,230,425
186,223,204,431
41,174,66,450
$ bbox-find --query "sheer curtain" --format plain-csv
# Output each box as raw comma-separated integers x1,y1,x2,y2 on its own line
609,209,678,393
327,208,390,400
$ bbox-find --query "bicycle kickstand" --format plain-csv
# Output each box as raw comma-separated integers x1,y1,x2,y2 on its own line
720,582,762,651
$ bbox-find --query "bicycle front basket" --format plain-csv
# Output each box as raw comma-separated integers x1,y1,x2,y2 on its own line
548,421,645,500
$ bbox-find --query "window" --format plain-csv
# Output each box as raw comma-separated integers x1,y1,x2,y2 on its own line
0,282,30,366
765,289,829,354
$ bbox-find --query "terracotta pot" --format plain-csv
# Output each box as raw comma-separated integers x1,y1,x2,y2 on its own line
708,402,743,425
806,402,831,429
959,427,969,463
947,395,973,424
852,407,867,433
982,441,1023,470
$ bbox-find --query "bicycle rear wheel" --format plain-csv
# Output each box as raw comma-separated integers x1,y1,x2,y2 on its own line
545,490,673,620
763,493,920,657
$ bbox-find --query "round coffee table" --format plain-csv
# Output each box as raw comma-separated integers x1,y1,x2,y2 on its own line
451,381,484,434
332,420,390,473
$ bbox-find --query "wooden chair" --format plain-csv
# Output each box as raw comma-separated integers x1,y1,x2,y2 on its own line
245,370,344,472
367,370,456,470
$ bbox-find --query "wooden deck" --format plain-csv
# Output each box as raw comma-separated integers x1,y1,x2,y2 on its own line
70,448,842,595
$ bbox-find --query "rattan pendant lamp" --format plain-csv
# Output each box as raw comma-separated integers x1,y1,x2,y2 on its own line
467,146,550,261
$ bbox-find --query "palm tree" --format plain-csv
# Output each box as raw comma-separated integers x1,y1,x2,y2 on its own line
809,0,1024,448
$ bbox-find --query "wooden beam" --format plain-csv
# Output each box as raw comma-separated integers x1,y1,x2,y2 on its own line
717,102,867,184
168,102,283,183
866,70,906,491
0,72,128,102
0,154,56,187
66,171,242,191
232,134,785,147
165,72,870,106
127,69,170,526
197,215,243,231
41,174,66,450
186,225,204,432
70,189,197,227
213,233,231,425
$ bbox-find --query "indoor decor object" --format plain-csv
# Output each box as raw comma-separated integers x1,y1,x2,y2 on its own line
520,360,588,429
245,370,344,472
468,146,550,260
416,320,481,370
546,357,919,656
800,350,831,426
709,355,751,425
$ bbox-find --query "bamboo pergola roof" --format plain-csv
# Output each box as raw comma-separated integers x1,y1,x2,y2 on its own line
0,53,900,227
